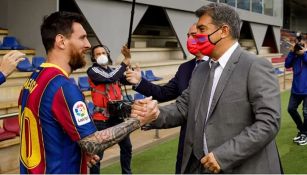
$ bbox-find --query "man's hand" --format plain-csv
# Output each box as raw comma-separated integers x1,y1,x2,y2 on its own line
201,152,221,174
125,64,142,85
296,49,305,56
121,45,131,66
296,42,306,56
289,44,295,52
0,50,25,77
131,97,160,126
86,154,100,168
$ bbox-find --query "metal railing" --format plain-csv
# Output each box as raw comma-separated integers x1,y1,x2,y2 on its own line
0,112,18,119
0,111,163,139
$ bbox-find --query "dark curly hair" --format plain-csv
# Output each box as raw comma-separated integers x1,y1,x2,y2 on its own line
40,11,86,53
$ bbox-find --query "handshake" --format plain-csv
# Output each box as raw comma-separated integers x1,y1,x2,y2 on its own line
130,96,160,126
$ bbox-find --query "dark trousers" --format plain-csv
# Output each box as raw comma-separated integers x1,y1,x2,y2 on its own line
90,120,132,174
185,153,210,174
287,93,307,134
175,123,187,173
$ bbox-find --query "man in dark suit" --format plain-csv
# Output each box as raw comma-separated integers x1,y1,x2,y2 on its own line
125,24,207,173
131,3,281,174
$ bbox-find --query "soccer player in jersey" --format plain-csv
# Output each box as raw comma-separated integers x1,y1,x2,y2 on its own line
18,11,156,174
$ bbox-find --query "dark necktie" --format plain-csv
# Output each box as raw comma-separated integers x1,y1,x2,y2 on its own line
193,60,219,160
196,59,204,66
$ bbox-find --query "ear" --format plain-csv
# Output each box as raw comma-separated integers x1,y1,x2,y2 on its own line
55,34,66,49
221,25,230,39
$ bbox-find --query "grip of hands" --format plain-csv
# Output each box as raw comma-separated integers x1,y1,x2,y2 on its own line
131,96,160,126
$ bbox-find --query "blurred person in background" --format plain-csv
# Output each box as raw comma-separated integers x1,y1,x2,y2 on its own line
285,32,307,146
87,44,133,174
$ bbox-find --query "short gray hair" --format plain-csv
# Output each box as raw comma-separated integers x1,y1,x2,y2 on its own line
195,3,241,39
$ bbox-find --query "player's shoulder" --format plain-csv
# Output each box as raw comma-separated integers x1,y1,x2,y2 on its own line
48,74,69,85
60,78,80,92
47,74,80,94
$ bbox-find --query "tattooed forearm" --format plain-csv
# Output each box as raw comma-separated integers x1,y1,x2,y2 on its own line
78,118,141,155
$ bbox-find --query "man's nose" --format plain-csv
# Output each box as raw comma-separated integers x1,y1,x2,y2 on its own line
85,38,91,49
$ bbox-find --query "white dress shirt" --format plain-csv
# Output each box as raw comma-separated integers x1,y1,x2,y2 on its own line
206,42,239,120
203,42,239,154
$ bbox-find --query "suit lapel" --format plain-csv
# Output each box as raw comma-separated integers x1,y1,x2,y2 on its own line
194,61,210,121
207,47,243,119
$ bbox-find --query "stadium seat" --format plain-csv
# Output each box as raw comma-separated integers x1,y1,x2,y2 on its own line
141,71,148,80
0,36,26,50
286,67,293,71
3,116,20,135
0,128,16,141
78,76,91,91
274,68,284,75
145,70,162,81
17,57,35,72
271,57,285,63
69,77,77,84
86,101,95,116
123,94,133,101
134,93,145,100
32,56,46,69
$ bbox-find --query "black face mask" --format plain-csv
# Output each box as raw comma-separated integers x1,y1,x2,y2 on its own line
208,26,223,45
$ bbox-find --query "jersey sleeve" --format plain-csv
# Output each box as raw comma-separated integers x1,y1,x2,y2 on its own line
0,71,6,85
52,81,97,141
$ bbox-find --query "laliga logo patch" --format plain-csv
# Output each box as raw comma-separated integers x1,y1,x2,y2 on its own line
73,101,90,126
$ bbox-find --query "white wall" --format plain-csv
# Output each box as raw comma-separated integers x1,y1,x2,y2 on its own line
290,3,307,32
0,0,9,28
121,0,283,26
75,0,148,61
7,0,58,56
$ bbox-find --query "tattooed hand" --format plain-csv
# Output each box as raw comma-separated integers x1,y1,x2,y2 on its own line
78,118,140,155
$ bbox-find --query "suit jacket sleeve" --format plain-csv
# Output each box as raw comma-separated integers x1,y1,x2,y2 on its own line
150,85,190,128
212,58,281,170
284,52,295,68
0,72,5,85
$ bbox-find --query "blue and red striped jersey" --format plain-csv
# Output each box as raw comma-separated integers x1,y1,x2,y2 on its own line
18,63,96,174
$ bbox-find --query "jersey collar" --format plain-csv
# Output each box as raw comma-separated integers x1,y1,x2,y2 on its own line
40,63,69,77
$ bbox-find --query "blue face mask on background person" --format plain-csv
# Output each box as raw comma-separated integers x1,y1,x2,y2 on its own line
96,55,109,65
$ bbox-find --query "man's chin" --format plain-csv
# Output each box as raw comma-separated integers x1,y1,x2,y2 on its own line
69,62,86,71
